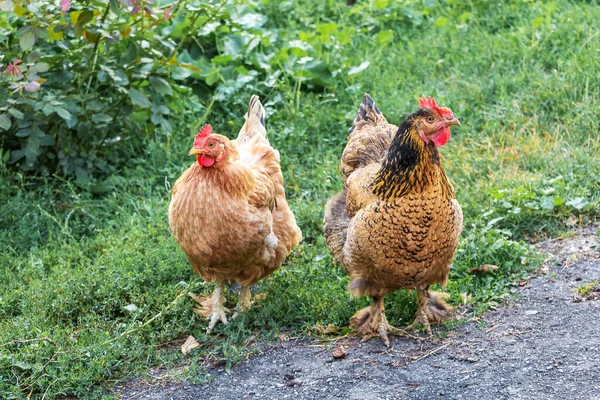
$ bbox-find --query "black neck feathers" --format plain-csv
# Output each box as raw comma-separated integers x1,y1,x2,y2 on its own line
371,112,452,199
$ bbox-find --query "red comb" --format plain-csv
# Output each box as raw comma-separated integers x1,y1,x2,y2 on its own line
419,96,453,118
198,124,212,137
419,96,439,110
193,124,212,148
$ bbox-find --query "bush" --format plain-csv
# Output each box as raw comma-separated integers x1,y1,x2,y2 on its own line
0,0,356,182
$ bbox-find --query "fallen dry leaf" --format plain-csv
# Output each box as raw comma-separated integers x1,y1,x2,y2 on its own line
467,264,499,274
332,346,346,360
181,335,200,355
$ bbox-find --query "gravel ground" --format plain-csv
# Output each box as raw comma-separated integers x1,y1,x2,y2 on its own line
117,226,600,400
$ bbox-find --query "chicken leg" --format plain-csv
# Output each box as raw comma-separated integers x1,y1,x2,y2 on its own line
193,283,229,333
232,285,252,319
406,287,452,334
350,296,401,347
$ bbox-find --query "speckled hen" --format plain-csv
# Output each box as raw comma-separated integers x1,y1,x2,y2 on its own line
169,96,301,333
324,94,462,345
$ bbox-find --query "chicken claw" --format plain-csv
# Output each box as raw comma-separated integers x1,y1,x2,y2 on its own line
350,296,401,347
406,288,451,334
232,285,252,319
191,284,230,333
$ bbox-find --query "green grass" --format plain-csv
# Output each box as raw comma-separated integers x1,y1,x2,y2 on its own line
576,281,600,297
2,0,600,398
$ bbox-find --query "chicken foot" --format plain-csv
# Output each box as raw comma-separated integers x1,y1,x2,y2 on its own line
232,285,252,319
350,296,401,347
192,284,229,333
406,287,452,334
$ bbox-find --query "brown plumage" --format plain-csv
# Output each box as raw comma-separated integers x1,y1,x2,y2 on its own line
324,93,462,345
169,95,301,332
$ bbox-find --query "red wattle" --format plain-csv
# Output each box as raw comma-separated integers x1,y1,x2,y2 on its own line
199,154,215,167
432,127,450,147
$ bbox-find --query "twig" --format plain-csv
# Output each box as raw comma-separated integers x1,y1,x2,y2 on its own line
124,388,155,400
41,382,53,400
84,3,112,95
102,283,191,345
412,342,451,363
485,324,501,333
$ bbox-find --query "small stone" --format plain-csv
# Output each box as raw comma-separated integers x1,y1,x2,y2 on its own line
332,346,346,360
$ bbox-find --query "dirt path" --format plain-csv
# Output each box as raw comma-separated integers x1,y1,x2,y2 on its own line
117,227,600,399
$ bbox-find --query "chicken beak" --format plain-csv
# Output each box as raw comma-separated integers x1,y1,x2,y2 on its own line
445,117,461,127
188,147,203,156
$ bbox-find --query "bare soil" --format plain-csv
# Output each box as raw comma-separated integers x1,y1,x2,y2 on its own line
116,226,600,400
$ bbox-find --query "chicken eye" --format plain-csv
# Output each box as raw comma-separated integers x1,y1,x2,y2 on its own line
426,116,436,123
208,142,215,148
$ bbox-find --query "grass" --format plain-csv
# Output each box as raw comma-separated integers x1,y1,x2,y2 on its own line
1,0,600,398
575,281,600,297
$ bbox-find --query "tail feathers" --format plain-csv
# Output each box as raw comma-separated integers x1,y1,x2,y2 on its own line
424,291,452,324
349,93,383,133
323,190,350,268
238,94,267,141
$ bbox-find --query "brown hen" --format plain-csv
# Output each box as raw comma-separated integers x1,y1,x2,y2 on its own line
324,94,462,345
169,95,301,332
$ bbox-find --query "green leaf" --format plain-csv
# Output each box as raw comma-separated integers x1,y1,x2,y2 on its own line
212,55,233,65
30,62,49,74
0,114,10,131
302,60,334,87
235,12,268,29
316,23,340,36
540,196,555,210
39,135,55,146
375,30,394,46
8,108,24,119
11,361,32,370
54,107,72,120
25,136,42,163
9,149,24,163
565,197,588,210
42,105,54,116
205,69,220,86
92,114,113,124
171,66,192,81
20,31,35,51
149,76,172,96
223,35,243,59
128,88,151,108
48,25,64,41
532,16,544,28
108,0,120,13
553,196,564,207
77,10,94,25
74,25,84,38
86,101,104,111
27,50,41,63
435,16,450,27
16,128,31,137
